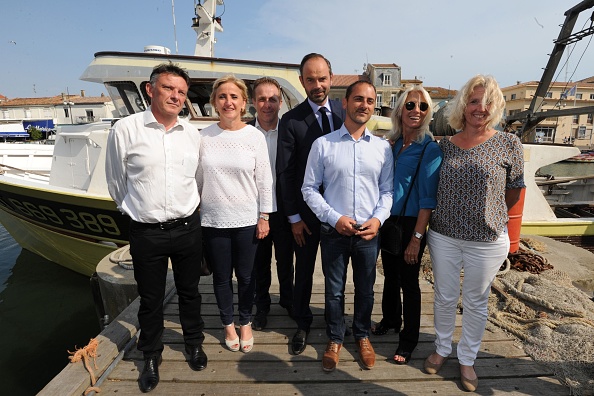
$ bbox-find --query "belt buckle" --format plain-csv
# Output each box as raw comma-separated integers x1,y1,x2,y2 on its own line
159,220,176,230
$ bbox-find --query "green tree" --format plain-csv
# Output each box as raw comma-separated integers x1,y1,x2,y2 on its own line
27,126,42,140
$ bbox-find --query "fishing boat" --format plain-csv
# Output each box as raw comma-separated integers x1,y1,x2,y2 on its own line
564,150,594,163
0,142,53,174
0,0,308,276
505,0,594,240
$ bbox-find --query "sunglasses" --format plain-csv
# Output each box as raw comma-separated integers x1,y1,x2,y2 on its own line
405,101,429,111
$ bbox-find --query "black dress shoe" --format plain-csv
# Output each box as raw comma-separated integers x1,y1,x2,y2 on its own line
253,311,268,331
291,329,309,355
371,321,396,336
186,344,208,371
139,355,162,393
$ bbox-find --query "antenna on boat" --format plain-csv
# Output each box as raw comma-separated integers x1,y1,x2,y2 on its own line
171,0,179,54
192,0,224,57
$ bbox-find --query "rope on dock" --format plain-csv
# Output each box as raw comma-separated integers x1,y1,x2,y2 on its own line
109,245,133,270
507,248,553,274
68,338,101,395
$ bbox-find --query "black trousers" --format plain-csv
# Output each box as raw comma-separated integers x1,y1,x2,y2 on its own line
129,209,204,358
253,211,295,313
379,215,426,352
291,215,321,332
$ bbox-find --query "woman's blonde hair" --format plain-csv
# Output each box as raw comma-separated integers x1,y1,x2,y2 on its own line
387,85,434,143
445,74,505,131
209,74,249,116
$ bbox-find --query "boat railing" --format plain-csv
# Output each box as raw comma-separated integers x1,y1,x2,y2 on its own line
0,163,50,180
536,174,594,186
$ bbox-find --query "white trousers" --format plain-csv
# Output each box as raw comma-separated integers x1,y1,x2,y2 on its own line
427,228,509,366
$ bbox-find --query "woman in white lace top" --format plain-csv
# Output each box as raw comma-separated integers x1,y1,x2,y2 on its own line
198,75,273,354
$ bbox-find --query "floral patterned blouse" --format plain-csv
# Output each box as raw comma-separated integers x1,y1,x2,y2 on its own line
429,131,525,242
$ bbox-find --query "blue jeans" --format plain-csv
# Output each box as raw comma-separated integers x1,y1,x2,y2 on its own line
203,226,258,326
320,223,379,343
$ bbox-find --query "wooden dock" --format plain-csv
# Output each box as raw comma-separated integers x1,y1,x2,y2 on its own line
41,270,568,395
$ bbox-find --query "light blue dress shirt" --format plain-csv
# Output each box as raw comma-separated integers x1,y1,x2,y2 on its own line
301,125,394,228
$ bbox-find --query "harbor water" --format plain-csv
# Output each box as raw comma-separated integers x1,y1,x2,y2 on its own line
0,225,99,395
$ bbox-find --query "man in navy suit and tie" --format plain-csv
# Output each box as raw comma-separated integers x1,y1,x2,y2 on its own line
277,53,344,355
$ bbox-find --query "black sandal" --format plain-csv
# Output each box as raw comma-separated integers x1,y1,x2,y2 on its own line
371,321,395,336
393,348,412,365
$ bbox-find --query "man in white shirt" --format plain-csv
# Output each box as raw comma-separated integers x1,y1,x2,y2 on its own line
247,77,295,331
106,63,206,393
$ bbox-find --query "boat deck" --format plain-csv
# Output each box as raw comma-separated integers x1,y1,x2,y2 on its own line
40,269,568,395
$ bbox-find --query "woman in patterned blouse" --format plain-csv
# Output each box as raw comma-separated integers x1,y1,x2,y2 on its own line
423,75,525,392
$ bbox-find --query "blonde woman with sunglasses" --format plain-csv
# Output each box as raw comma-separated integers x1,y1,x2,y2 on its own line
372,86,442,366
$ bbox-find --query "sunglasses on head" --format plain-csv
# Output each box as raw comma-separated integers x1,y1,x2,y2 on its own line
405,101,429,111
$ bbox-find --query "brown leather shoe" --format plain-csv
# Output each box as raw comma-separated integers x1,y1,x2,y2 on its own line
357,338,375,369
322,341,342,372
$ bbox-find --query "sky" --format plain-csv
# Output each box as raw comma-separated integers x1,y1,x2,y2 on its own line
1,0,594,99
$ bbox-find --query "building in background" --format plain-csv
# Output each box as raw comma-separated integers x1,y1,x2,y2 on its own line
502,77,594,148
329,63,454,118
0,91,116,140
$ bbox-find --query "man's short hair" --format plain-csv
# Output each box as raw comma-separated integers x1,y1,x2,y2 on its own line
252,77,282,98
345,81,376,100
149,62,190,87
299,53,333,76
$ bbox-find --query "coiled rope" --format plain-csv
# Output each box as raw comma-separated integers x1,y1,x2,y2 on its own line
109,245,133,270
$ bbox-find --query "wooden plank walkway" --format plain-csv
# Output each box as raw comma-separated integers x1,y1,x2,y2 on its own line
41,268,569,395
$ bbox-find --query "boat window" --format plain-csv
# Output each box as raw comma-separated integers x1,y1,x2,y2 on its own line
187,81,215,118
105,82,147,117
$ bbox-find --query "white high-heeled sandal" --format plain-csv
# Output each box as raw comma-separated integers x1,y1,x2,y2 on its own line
239,322,254,353
224,323,240,352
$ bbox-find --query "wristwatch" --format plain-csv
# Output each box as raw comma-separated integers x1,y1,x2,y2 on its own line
413,231,424,240
259,213,270,221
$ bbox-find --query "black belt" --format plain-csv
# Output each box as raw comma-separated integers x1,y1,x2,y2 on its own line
133,215,192,230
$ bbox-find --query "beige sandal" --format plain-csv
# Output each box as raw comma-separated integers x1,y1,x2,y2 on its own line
239,322,254,353
224,323,239,352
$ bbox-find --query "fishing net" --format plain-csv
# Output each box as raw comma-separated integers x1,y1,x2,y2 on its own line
416,239,594,396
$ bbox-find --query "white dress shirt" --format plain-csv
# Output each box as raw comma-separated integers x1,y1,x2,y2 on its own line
254,118,279,212
105,109,201,223
308,98,336,133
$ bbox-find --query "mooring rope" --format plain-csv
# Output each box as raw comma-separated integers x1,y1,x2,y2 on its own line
109,245,133,270
68,338,101,395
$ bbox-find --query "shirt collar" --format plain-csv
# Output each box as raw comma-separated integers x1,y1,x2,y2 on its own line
254,117,279,133
337,124,372,141
308,98,332,115
143,107,182,130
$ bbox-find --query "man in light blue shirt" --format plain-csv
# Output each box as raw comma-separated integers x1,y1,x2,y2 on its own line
302,81,393,372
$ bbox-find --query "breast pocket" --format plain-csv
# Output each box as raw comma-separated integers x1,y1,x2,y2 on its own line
183,153,199,177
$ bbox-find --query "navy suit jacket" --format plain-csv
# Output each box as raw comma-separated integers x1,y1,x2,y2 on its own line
276,99,344,225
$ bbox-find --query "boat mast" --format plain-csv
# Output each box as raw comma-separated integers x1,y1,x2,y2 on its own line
192,0,224,57
506,0,594,138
